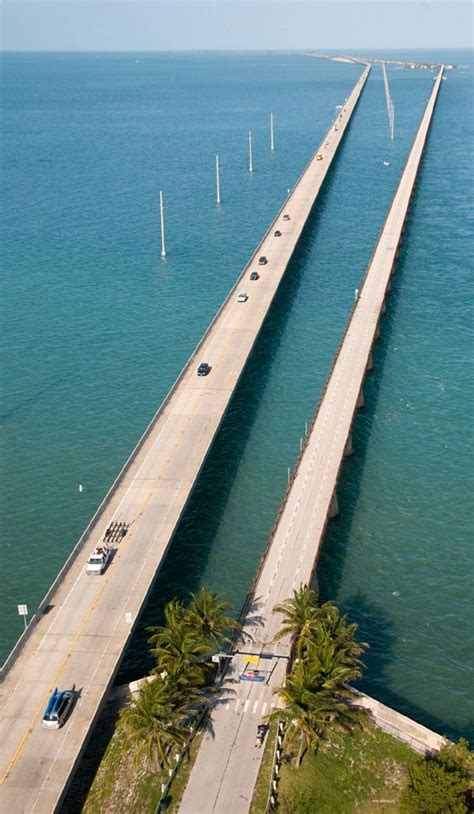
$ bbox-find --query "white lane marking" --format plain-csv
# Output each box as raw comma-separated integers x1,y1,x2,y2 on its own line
262,702,268,716
243,700,250,714
31,477,188,813
252,701,259,714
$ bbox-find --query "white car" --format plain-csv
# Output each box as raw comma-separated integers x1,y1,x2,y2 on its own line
86,543,112,574
237,292,248,303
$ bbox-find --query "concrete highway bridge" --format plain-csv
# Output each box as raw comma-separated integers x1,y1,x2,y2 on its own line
179,66,445,814
0,66,370,813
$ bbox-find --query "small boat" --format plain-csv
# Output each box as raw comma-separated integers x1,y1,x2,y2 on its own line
383,160,391,166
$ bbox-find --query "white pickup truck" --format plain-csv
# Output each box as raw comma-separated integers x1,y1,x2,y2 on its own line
86,543,112,575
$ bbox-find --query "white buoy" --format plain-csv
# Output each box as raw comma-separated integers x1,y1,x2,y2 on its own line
248,130,253,173
78,484,83,493
216,155,221,204
159,190,166,258
270,112,275,151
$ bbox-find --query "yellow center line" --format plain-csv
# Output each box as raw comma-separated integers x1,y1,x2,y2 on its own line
0,374,212,784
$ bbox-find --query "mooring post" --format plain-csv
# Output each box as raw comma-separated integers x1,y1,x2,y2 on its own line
159,190,166,258
216,155,221,204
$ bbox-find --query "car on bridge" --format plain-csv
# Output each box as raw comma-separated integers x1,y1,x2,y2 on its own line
274,230,281,237
86,543,112,575
250,271,260,281
42,688,74,730
237,292,248,303
283,214,290,221
258,256,268,265
197,362,211,376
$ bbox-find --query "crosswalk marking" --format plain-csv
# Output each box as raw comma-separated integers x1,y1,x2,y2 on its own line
224,696,273,717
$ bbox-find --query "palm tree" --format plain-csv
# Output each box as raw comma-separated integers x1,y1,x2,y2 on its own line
268,660,361,767
149,623,210,685
118,678,188,773
272,585,322,651
186,587,238,650
308,604,367,670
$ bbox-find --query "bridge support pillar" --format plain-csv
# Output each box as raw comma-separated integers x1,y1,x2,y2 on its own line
329,491,339,519
367,351,374,371
357,387,365,409
382,299,387,315
374,322,381,341
344,433,353,457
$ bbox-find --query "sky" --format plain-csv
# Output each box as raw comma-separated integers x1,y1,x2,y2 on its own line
1,1,472,51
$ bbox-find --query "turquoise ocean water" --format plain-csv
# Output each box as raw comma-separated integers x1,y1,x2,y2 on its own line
1,51,472,742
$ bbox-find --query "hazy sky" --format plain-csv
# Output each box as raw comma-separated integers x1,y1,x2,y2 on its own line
1,1,472,51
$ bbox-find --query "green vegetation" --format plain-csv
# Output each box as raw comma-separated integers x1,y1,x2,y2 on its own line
251,721,419,814
400,739,473,813
253,587,474,814
268,586,368,768
84,587,238,813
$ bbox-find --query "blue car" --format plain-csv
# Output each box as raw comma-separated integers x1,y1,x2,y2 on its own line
42,687,74,729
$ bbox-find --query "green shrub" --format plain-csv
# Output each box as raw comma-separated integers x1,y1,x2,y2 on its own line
400,739,473,814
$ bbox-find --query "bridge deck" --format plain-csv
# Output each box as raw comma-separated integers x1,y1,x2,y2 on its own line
179,67,444,814
0,68,370,813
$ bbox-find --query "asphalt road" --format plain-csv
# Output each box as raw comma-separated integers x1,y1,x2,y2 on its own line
0,68,370,814
179,67,444,814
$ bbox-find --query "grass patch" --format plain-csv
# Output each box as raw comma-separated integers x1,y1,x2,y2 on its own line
82,712,206,814
250,721,278,814
82,724,163,814
252,722,419,814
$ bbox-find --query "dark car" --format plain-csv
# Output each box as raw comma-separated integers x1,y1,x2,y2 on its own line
197,362,211,376
250,272,260,281
274,230,281,237
42,688,74,730
283,214,290,221
258,256,268,266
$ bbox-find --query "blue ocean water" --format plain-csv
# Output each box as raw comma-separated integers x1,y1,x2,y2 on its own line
1,51,472,742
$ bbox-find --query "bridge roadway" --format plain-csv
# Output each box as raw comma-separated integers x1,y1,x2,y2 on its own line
0,67,370,813
179,67,444,814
